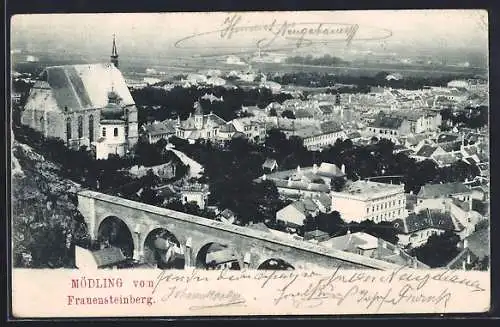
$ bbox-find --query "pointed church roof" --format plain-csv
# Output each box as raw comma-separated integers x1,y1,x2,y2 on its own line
111,34,118,57
25,63,135,113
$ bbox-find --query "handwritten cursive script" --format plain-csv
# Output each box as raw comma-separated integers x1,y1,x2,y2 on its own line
174,13,392,51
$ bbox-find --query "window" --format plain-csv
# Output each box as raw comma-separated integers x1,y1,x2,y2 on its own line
66,117,72,142
77,116,83,139
114,127,118,137
88,115,94,142
102,127,106,137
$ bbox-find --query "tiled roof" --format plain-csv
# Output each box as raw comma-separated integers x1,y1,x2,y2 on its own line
440,141,461,152
347,131,361,139
417,182,470,198
25,63,134,112
143,121,177,136
371,114,404,129
432,153,459,166
317,162,344,177
320,121,343,133
219,123,237,133
272,179,330,192
394,209,463,234
262,158,278,169
416,145,438,157
465,227,490,259
406,134,429,146
436,133,460,144
294,109,313,118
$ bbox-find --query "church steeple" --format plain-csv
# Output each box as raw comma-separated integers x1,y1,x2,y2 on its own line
110,34,119,68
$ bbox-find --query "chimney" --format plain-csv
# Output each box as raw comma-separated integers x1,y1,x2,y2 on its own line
462,259,466,270
467,252,471,264
341,164,346,174
287,177,292,187
262,174,267,181
463,238,468,249
393,246,399,255
297,165,301,173
313,163,318,174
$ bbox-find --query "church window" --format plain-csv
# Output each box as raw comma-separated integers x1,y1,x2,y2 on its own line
88,115,94,142
102,127,106,137
114,127,119,137
66,117,72,141
78,116,83,139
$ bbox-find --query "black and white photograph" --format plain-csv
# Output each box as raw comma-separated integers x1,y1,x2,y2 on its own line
9,9,491,316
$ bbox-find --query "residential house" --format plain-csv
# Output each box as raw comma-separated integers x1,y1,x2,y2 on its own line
331,180,407,223
298,121,347,151
276,198,322,228
415,182,472,213
217,209,237,224
393,209,465,248
175,102,227,141
319,231,428,268
180,183,210,210
262,158,278,172
367,110,441,140
304,229,330,242
411,144,447,162
217,122,238,140
75,245,127,270
142,120,177,144
231,118,267,143
257,162,344,199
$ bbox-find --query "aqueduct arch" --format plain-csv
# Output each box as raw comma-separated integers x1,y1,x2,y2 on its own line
143,228,185,269
195,242,243,270
97,216,135,259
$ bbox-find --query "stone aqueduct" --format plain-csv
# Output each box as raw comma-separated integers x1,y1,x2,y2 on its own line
77,190,400,270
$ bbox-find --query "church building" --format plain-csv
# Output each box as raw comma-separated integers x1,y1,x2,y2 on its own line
175,101,226,141
21,35,138,159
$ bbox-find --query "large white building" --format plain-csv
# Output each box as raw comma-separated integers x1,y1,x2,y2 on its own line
331,180,407,223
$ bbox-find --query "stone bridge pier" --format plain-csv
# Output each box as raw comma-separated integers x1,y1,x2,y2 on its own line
78,190,400,270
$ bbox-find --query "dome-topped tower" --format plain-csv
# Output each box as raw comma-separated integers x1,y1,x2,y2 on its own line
101,89,124,120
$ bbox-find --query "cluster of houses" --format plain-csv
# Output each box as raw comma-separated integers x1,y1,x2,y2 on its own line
252,158,489,269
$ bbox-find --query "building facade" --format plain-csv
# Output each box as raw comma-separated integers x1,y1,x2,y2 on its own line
331,180,407,223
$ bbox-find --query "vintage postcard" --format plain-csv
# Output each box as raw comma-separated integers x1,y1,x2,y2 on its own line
10,10,490,317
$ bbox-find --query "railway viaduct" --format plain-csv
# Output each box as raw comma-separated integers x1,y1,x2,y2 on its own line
77,190,401,270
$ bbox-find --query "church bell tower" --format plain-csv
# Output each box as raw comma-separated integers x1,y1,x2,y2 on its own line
110,34,119,68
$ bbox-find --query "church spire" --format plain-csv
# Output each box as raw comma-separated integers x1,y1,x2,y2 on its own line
110,34,119,68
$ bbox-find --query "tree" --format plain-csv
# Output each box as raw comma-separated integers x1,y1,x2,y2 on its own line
410,230,460,268
281,110,296,119
331,176,347,192
316,211,344,235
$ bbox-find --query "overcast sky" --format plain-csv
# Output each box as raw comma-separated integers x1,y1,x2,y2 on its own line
11,10,488,59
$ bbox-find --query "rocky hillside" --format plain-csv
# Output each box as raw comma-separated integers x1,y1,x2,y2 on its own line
11,140,90,268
